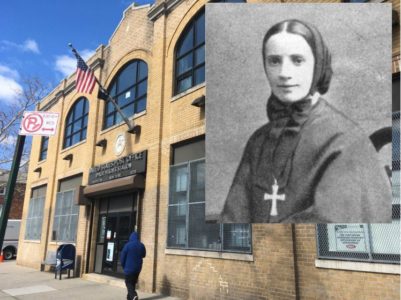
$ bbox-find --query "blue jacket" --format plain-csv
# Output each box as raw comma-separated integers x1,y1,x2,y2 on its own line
120,232,146,275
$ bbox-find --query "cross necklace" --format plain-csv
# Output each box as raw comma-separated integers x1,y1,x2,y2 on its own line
263,178,286,216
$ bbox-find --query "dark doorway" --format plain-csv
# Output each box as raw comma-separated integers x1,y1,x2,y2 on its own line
94,193,138,278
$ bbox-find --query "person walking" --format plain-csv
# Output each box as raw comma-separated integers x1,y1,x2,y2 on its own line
120,232,146,300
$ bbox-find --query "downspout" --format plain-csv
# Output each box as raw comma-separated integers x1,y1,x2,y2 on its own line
291,224,300,300
152,11,168,293
42,80,66,264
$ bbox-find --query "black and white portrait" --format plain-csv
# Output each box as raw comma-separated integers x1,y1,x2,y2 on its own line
205,4,393,223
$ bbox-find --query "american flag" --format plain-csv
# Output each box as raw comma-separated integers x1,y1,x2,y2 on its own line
73,50,96,94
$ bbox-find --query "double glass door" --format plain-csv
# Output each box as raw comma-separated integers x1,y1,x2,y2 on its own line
102,212,132,276
95,193,138,277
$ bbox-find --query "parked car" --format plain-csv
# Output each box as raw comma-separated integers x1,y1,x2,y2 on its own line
3,219,21,260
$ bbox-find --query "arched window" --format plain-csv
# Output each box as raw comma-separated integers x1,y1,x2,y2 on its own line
104,60,148,129
174,9,205,95
63,97,89,148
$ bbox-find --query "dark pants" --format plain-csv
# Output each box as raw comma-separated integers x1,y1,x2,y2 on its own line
124,273,139,300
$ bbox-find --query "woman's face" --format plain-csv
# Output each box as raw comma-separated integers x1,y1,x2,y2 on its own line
264,32,315,103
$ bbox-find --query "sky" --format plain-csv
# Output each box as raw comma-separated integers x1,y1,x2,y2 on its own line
0,0,154,170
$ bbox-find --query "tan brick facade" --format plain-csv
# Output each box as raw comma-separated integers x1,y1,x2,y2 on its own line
18,1,399,299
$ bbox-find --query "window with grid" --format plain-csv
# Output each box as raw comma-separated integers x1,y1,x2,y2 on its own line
316,112,400,264
63,97,89,148
25,186,46,240
104,60,148,129
174,9,205,95
39,136,49,161
52,176,81,242
167,139,251,253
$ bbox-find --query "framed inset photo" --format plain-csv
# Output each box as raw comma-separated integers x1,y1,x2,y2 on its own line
205,4,392,224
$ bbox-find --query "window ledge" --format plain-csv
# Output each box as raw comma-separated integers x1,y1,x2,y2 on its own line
165,248,253,261
315,259,400,274
30,179,48,188
23,239,41,244
100,110,146,136
60,139,87,154
49,241,76,246
37,159,47,165
171,83,205,103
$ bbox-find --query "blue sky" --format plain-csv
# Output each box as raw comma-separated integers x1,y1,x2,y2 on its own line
0,0,154,168
0,0,154,108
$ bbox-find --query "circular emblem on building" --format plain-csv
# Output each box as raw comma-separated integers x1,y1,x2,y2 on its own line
114,133,126,156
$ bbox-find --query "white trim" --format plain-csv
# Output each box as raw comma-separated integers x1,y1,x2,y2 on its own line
100,110,146,135
315,259,400,274
171,83,205,102
165,248,254,261
60,139,87,154
37,158,47,165
30,179,48,189
49,241,76,246
23,240,41,244
57,170,84,182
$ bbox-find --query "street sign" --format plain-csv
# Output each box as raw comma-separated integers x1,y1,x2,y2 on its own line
19,111,59,136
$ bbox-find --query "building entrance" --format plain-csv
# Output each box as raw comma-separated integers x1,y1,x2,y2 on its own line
94,193,138,278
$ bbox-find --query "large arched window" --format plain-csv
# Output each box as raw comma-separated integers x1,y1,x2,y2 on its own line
63,97,89,149
104,60,148,129
174,9,205,95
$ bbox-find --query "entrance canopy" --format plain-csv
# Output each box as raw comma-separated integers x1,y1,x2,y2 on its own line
83,175,145,198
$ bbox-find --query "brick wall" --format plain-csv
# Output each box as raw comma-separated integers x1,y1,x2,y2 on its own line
295,225,400,300
0,183,25,219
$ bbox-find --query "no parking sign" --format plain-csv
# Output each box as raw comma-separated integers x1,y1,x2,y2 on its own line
19,111,59,136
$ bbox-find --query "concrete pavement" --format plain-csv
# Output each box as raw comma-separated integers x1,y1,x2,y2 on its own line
0,260,180,300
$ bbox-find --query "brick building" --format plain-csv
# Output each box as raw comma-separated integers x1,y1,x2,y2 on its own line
17,1,400,299
0,169,26,219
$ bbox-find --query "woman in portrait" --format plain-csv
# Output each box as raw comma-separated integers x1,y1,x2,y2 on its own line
220,19,392,223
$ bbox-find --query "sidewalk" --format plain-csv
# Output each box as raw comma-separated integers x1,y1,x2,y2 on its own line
0,260,180,300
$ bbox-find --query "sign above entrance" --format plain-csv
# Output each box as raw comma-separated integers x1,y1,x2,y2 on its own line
88,150,147,185
19,111,59,136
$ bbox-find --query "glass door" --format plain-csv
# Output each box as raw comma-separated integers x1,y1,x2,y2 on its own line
102,212,133,277
94,193,138,277
103,214,117,274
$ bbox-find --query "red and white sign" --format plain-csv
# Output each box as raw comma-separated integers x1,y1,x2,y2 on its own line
19,111,59,136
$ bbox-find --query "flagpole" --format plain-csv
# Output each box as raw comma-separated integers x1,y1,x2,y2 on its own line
68,44,140,134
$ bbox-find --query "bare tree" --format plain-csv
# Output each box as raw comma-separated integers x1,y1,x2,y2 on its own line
0,76,50,168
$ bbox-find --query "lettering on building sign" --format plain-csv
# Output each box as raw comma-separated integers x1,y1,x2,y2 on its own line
88,151,147,185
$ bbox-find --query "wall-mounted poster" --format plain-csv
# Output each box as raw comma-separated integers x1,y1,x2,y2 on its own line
106,242,114,262
331,224,368,252
205,4,392,224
